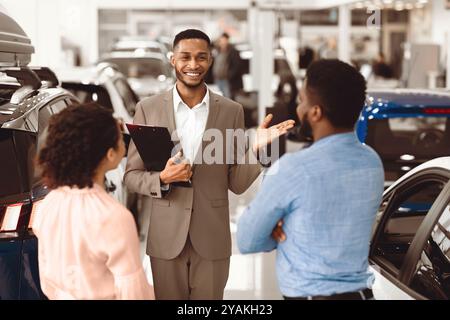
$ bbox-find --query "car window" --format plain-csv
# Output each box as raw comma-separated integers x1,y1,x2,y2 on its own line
365,117,450,182
0,129,36,198
366,117,450,159
114,78,138,116
38,105,53,134
410,204,450,299
373,180,445,272
61,83,113,111
23,109,38,132
0,86,18,108
49,99,67,114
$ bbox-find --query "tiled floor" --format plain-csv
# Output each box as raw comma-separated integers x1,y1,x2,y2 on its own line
139,139,305,299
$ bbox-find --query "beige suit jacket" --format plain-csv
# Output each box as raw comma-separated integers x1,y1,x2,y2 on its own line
124,89,262,260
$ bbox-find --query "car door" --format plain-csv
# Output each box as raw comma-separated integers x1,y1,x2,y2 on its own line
401,186,450,299
369,168,450,299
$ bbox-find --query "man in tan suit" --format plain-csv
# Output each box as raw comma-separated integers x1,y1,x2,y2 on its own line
124,29,294,299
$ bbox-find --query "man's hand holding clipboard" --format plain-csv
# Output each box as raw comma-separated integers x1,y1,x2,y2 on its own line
159,151,192,185
126,123,192,188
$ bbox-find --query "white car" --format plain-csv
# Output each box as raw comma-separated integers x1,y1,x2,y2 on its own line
370,156,450,300
111,37,168,56
55,64,139,207
98,51,174,99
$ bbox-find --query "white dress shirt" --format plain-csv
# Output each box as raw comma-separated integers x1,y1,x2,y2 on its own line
172,85,210,164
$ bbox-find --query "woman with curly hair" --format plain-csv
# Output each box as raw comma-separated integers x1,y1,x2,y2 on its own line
33,102,154,300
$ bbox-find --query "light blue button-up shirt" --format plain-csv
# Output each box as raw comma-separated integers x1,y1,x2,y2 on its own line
237,132,384,297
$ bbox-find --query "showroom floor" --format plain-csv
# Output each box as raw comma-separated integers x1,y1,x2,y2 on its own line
139,140,304,300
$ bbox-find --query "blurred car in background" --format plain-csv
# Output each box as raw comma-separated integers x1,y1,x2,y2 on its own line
98,51,174,99
156,35,173,57
111,36,168,56
56,64,138,207
369,156,450,300
56,63,138,123
357,89,450,187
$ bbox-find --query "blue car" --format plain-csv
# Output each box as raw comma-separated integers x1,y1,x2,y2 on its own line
356,89,450,187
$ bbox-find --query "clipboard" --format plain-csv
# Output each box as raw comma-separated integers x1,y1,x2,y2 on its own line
126,123,191,187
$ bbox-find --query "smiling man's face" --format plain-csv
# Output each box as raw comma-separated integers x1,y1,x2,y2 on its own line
171,38,212,89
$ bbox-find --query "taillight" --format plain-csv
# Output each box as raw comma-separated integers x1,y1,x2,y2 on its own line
424,108,450,114
0,203,23,232
28,200,42,229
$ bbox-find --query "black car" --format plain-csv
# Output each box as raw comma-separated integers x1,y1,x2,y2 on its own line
357,89,450,187
0,11,81,299
0,66,80,299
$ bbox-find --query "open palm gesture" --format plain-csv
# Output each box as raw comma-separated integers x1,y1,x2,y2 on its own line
252,114,295,153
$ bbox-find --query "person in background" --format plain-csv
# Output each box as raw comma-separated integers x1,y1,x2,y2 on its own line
34,103,154,300
298,46,315,69
318,37,338,59
372,52,393,79
237,59,384,300
275,63,299,126
212,32,244,99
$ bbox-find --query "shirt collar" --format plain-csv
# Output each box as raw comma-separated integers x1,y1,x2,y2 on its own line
312,132,358,148
173,83,210,113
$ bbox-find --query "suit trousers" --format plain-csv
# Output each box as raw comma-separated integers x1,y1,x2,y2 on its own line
150,235,230,300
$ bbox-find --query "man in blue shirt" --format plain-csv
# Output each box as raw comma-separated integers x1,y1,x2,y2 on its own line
237,59,384,300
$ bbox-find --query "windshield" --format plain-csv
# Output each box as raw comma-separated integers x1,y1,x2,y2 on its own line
101,57,171,79
365,116,450,181
366,117,450,159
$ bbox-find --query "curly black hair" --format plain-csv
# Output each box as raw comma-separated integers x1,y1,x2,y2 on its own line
173,29,211,50
305,59,367,129
38,102,120,189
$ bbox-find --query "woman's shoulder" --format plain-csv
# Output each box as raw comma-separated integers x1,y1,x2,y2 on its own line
45,184,131,219
92,184,132,217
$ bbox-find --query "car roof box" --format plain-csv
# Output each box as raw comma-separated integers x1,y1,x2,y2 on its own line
0,8,34,67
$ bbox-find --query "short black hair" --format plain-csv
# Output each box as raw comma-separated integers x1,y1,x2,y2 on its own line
38,102,120,189
221,32,230,39
305,59,366,129
173,29,211,50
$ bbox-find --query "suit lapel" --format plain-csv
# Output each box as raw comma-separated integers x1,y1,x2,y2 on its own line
162,90,179,141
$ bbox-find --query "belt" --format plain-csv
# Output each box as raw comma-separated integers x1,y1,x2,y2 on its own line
284,288,374,300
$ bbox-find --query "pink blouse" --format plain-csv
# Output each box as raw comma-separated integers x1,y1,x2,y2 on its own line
33,184,154,300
